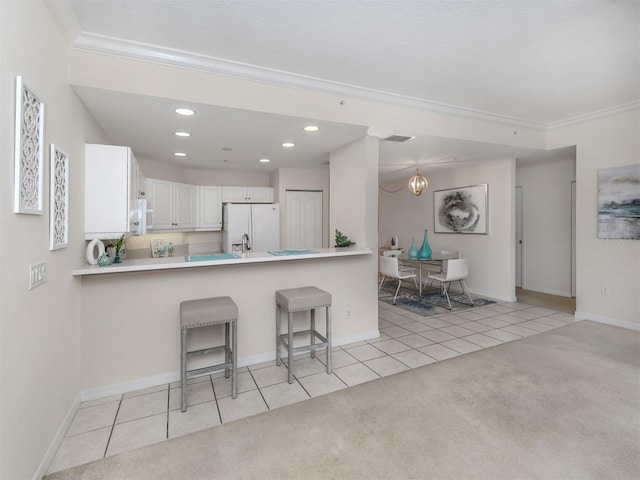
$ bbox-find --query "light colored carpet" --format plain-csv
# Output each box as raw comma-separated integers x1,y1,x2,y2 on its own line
46,320,640,480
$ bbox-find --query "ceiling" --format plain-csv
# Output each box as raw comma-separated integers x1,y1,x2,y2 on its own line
57,1,638,182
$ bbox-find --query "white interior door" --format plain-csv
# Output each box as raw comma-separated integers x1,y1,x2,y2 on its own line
285,190,322,249
515,186,523,288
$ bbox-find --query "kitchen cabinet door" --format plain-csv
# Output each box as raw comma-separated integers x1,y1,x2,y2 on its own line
147,179,195,230
85,144,140,240
173,182,196,229
147,179,173,229
197,186,222,230
247,187,273,203
222,186,273,203
221,186,248,203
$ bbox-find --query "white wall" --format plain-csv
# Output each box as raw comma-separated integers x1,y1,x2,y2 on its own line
548,108,640,327
379,158,516,302
0,2,108,478
516,156,576,297
330,137,379,248
185,168,271,187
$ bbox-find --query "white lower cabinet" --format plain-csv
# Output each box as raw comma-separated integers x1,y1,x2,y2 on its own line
147,179,196,230
196,186,222,230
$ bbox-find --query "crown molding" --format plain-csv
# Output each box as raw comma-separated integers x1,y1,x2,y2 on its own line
44,0,81,47
71,33,638,132
72,32,549,131
548,101,640,129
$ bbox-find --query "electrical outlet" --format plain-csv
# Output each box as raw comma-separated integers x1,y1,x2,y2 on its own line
346,309,352,318
29,262,47,290
600,286,608,296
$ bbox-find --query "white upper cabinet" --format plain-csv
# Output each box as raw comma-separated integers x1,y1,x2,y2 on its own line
196,186,223,230
147,178,196,230
222,186,273,203
85,144,140,240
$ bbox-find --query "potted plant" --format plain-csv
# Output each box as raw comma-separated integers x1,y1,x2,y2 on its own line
335,229,355,247
112,234,126,263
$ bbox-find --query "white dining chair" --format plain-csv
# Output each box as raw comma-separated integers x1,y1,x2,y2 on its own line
422,250,461,289
378,255,418,304
382,249,416,275
426,258,474,310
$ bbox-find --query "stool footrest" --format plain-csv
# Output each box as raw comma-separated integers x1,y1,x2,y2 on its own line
278,329,327,343
278,330,327,354
186,345,228,358
186,361,232,380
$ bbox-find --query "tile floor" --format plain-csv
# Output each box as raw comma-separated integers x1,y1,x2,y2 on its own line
47,299,575,474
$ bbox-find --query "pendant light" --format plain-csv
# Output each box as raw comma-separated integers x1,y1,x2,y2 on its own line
407,168,428,196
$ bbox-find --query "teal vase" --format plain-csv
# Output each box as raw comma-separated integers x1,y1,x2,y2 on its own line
418,229,432,259
408,238,419,259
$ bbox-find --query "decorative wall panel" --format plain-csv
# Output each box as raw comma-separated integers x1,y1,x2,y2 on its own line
50,145,69,250
14,76,45,214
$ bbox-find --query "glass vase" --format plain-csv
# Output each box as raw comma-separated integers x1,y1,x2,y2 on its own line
418,229,432,259
408,238,419,259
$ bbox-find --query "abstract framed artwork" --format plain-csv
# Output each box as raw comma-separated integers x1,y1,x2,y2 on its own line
434,184,488,234
50,145,69,250
598,164,640,240
14,76,45,215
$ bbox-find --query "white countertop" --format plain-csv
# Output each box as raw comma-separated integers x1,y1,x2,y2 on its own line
72,247,373,276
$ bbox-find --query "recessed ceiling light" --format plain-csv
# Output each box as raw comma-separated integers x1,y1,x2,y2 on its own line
175,108,195,116
304,125,319,132
259,158,270,163
282,142,295,148
174,152,187,157
175,131,191,137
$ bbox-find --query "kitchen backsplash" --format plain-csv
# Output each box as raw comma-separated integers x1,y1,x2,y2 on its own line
122,232,223,259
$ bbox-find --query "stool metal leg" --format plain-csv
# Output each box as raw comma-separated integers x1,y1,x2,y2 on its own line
224,322,230,378
180,328,188,412
310,308,316,359
326,306,332,374
287,310,294,384
232,320,237,399
275,304,281,366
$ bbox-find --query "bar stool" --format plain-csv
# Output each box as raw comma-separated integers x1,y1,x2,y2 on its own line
180,296,238,412
275,286,332,384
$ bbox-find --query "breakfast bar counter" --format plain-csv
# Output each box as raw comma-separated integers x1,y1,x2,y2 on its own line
72,247,373,276
74,246,378,398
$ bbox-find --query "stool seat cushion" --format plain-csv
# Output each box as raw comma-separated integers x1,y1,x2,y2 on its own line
180,296,238,329
276,286,332,312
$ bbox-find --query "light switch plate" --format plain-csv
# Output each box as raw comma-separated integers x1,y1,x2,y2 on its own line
29,262,46,289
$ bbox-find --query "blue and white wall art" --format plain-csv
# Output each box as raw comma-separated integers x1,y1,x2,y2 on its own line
598,164,640,240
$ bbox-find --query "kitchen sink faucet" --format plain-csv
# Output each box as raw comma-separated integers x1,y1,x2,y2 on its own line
242,233,251,254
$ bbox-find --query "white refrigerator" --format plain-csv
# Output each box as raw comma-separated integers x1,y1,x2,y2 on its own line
222,203,280,253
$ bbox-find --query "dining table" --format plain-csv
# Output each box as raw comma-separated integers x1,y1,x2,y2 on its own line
398,252,460,298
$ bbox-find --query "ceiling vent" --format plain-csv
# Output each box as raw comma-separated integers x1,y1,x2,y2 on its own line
383,134,415,142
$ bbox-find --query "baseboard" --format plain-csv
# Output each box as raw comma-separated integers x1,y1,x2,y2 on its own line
33,393,81,480
80,329,381,402
466,287,515,303
80,371,180,402
575,311,640,331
